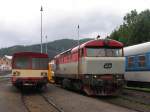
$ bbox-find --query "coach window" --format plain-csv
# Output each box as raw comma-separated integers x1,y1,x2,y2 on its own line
138,55,146,67
128,56,134,68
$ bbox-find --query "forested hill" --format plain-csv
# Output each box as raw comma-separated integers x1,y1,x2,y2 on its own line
0,38,92,59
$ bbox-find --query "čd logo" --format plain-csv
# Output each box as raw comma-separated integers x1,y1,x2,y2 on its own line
104,63,112,69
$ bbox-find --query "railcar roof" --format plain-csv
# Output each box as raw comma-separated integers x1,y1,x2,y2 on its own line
124,42,150,56
13,52,48,58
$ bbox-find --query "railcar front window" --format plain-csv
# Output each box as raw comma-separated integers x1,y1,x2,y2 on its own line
86,48,122,57
32,58,48,69
14,57,29,69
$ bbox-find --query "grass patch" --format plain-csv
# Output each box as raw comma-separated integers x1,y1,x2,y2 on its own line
124,86,150,92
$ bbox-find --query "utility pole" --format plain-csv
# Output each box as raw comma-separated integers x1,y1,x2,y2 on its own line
45,35,48,54
40,6,43,53
77,25,80,78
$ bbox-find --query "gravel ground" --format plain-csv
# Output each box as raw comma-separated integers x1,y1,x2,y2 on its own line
0,78,143,112
0,79,61,112
44,84,137,112
0,79,27,112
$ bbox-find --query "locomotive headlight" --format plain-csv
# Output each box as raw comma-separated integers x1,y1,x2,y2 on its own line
116,74,120,78
85,75,90,79
93,75,97,78
115,74,123,79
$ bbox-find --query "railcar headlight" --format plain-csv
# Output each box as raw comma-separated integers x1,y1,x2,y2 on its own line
44,72,47,76
13,71,20,76
41,72,47,77
13,72,16,76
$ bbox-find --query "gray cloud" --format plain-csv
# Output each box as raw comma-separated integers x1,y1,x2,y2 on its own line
0,10,123,48
44,11,123,40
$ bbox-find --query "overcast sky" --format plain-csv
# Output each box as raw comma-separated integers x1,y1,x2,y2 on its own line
0,0,149,48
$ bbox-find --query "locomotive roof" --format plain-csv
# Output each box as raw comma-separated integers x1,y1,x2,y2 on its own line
71,39,123,52
55,39,123,58
13,52,48,58
124,42,150,56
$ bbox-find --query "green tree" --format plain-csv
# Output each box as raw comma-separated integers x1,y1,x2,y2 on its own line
110,9,150,46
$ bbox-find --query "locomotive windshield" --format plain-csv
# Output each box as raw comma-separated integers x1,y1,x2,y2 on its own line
86,48,123,57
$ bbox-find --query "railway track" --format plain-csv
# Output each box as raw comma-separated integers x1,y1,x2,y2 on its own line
21,94,31,112
0,77,10,83
40,94,64,112
121,87,150,105
21,92,64,112
97,88,150,112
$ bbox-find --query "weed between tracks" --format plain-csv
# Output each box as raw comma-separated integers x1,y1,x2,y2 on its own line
96,92,150,112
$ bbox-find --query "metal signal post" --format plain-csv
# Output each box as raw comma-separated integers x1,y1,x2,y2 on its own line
77,25,80,78
45,35,48,54
40,6,43,53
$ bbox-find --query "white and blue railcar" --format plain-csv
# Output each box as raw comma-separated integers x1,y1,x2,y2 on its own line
124,42,150,87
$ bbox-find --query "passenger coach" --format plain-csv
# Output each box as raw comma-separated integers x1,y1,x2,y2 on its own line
11,52,49,88
124,42,150,87
53,39,125,96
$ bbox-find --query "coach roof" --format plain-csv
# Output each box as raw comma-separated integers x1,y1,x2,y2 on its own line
124,42,150,56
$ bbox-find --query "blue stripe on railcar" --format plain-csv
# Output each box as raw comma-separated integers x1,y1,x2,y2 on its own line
126,52,150,71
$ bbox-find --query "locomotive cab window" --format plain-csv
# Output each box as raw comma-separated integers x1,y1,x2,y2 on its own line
86,48,122,57
128,56,134,68
138,55,146,67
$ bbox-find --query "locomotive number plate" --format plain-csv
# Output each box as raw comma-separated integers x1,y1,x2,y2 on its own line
104,63,112,69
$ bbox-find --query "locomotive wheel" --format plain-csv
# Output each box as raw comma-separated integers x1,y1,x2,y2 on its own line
72,81,83,91
62,79,71,89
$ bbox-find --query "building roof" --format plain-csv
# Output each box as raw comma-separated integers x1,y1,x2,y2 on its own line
4,55,12,60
